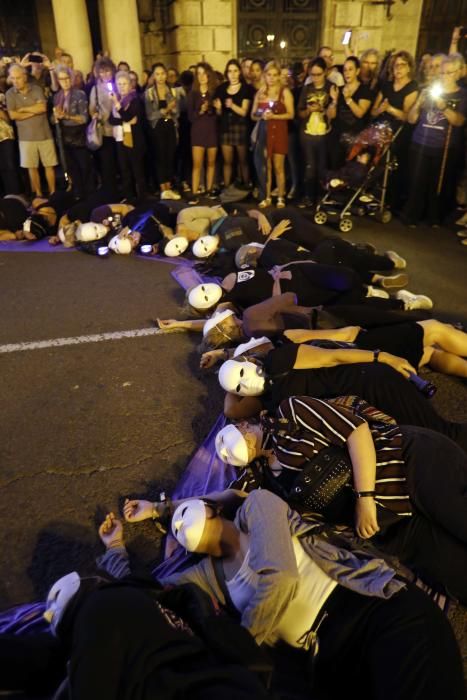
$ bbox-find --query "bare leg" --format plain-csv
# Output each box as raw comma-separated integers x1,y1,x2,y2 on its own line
206,147,218,191
266,157,272,199
28,168,42,197
236,145,250,184
221,145,233,186
45,166,56,195
191,146,205,197
272,153,286,197
428,348,467,378
418,319,467,356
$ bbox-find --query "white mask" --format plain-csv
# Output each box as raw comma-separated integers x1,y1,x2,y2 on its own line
75,222,108,242
234,336,271,357
202,309,235,338
188,283,223,310
43,571,81,635
164,236,189,257
218,358,265,396
171,500,207,551
108,234,132,254
192,235,220,258
215,424,250,466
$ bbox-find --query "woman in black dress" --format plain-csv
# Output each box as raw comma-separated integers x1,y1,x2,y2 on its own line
213,59,251,188
186,62,219,202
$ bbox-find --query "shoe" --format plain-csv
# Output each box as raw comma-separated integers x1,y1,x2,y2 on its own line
396,289,433,311
161,189,181,200
366,286,389,299
188,197,199,205
252,187,259,199
271,187,279,196
276,197,286,209
258,198,272,208
461,238,467,246
287,187,297,199
455,211,467,226
379,273,409,289
182,181,191,192
208,187,221,199
385,250,407,269
298,196,313,209
456,230,467,238
198,185,206,194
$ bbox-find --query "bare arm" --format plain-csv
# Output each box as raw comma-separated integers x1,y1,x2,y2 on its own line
284,326,360,343
346,421,379,538
157,318,206,332
18,101,47,115
345,95,371,119
293,344,416,378
224,392,263,419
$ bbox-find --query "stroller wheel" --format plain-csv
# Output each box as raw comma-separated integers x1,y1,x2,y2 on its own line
339,217,353,233
356,206,366,217
375,209,392,224
314,211,328,225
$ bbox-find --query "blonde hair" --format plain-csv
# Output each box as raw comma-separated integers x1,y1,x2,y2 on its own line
203,316,243,350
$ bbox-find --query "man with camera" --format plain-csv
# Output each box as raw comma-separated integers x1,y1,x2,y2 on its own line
6,62,57,198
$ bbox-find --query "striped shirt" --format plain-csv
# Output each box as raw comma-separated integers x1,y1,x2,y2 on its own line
272,395,410,517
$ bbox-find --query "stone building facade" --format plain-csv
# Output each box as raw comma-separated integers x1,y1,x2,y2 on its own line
32,0,426,74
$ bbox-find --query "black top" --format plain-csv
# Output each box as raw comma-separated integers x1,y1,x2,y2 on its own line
67,188,118,222
218,215,262,250
224,268,274,308
259,238,312,269
123,203,176,245
297,81,333,135
36,191,76,220
334,83,372,133
214,82,251,131
0,197,28,232
379,79,418,127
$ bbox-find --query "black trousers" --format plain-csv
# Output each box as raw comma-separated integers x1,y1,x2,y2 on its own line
300,133,327,202
64,145,95,198
116,142,146,199
94,135,118,194
314,583,464,700
312,238,394,284
404,142,461,225
0,139,22,195
151,119,177,184
375,425,467,604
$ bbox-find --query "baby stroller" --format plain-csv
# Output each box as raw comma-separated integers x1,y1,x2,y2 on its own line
314,122,403,233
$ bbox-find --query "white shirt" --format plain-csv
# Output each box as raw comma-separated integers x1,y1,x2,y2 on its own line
226,536,337,648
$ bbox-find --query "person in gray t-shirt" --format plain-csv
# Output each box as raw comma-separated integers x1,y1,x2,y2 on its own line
6,64,57,197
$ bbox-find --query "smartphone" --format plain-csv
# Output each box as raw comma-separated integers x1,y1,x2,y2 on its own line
159,99,167,108
29,54,43,63
106,81,113,92
342,30,352,46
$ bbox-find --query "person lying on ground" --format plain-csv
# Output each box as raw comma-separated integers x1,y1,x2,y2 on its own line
99,492,465,700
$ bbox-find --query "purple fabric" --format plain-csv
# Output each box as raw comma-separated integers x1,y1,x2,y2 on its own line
0,240,76,253
153,413,236,580
0,602,48,635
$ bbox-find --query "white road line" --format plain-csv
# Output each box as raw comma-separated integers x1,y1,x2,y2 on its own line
0,327,174,354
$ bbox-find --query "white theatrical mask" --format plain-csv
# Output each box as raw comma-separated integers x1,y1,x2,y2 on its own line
171,500,207,551
215,424,250,466
43,571,81,635
188,283,223,310
75,222,108,242
218,358,265,396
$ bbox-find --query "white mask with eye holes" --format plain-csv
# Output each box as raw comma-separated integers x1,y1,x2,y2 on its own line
192,234,220,258
215,424,251,466
164,236,189,257
171,500,207,551
188,283,223,310
218,358,265,396
75,222,108,242
43,571,81,635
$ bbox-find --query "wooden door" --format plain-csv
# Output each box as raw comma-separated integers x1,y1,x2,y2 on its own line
417,0,467,56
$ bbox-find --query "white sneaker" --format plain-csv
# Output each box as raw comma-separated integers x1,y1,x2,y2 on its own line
366,285,389,299
456,230,467,238
385,250,407,269
396,290,433,310
161,189,181,200
271,187,279,196
455,211,467,226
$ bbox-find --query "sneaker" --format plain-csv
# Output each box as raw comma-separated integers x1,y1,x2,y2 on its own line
188,197,199,205
182,181,191,192
258,198,272,209
456,230,467,238
287,187,297,199
276,196,286,209
208,187,221,199
161,189,181,200
455,211,467,226
461,238,467,246
271,187,279,196
198,185,206,194
366,286,389,299
252,187,259,199
379,273,409,289
396,290,433,311
298,196,313,209
385,250,407,269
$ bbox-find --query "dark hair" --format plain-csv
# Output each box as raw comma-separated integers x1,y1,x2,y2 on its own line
241,57,253,65
180,70,194,90
118,61,130,71
251,59,264,71
392,50,415,79
308,57,327,74
318,46,333,55
193,62,218,96
94,57,116,76
224,58,243,81
344,56,360,70
151,62,167,74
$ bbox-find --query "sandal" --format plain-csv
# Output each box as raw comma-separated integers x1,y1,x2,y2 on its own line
276,197,286,208
258,198,272,208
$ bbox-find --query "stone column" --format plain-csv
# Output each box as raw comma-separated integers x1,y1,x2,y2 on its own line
51,0,94,73
101,0,143,75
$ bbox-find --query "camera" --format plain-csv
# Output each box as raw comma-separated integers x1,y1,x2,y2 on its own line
29,54,43,64
408,372,437,399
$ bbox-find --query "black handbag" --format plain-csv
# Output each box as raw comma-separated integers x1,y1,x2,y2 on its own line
62,124,87,148
288,446,355,522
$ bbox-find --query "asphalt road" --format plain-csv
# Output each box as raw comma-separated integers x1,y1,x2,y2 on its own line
0,209,466,675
